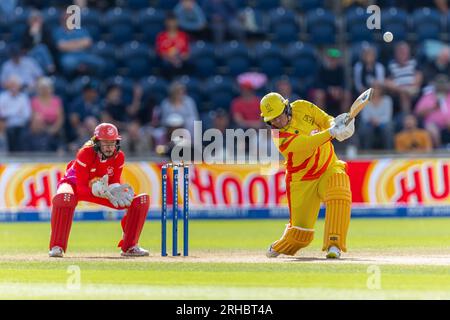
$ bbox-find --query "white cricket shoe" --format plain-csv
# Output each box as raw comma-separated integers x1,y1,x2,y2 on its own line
326,246,341,259
266,244,280,258
121,245,150,257
49,246,64,258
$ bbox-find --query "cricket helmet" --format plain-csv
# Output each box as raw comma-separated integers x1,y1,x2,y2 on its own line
93,123,122,141
260,92,289,123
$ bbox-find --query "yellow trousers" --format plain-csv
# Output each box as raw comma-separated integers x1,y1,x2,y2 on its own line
286,160,352,252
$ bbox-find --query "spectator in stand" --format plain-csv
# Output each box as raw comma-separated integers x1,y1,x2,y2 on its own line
21,115,61,152
159,81,199,136
155,13,191,80
30,77,64,146
53,12,104,77
275,77,300,102
231,81,263,129
422,46,450,85
395,114,433,152
353,44,385,94
174,0,207,40
312,48,352,117
0,75,31,152
414,74,450,148
0,118,8,152
0,45,43,93
384,42,423,116
67,82,102,150
201,0,245,44
100,84,130,132
21,10,56,74
358,83,394,150
0,0,16,20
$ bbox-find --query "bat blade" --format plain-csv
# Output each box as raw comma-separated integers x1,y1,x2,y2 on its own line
345,88,373,125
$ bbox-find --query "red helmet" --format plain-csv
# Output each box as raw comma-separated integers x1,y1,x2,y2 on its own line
94,123,121,141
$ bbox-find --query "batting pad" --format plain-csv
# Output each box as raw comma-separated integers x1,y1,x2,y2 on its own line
322,172,352,252
49,193,77,252
272,225,314,256
119,194,150,251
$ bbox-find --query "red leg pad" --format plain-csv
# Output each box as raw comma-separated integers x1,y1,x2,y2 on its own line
49,193,77,252
119,194,150,251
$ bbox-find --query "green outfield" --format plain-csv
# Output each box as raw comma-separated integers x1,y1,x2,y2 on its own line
0,218,450,299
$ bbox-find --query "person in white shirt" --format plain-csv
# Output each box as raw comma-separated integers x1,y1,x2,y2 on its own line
0,75,32,152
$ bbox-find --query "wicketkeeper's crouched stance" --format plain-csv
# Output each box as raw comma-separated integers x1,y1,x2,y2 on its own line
260,93,355,259
49,123,150,258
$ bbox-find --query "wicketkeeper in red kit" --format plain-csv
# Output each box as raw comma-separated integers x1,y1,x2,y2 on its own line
49,123,150,257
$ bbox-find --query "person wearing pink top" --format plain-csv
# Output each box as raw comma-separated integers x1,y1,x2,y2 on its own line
30,77,64,138
415,74,450,147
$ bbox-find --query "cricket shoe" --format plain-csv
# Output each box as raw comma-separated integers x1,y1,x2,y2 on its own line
266,244,280,258
121,245,150,257
49,246,64,258
326,246,341,259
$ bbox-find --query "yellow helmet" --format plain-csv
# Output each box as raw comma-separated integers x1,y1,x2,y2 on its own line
260,92,289,122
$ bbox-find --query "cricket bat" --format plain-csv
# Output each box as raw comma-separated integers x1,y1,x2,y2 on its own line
345,88,374,125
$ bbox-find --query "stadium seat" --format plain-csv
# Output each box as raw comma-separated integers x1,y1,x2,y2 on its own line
0,41,9,66
91,41,118,78
140,76,169,104
42,7,61,29
204,76,237,111
155,0,179,11
240,8,268,39
412,8,442,42
219,41,251,77
127,0,151,10
253,41,285,77
67,76,100,100
306,8,336,45
284,42,318,78
136,8,166,44
104,76,135,104
345,7,374,43
253,0,281,11
381,7,409,42
119,41,154,79
268,8,299,44
190,41,218,78
103,8,134,45
297,0,324,12
50,76,69,103
232,0,249,8
79,8,102,41
10,7,30,42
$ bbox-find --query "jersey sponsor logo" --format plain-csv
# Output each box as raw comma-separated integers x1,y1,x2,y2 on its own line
107,166,114,176
303,115,314,125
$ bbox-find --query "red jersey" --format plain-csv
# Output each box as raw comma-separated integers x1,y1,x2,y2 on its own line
60,142,125,198
231,96,261,122
155,31,189,58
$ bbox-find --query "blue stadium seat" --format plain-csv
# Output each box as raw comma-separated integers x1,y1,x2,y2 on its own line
103,8,134,45
155,0,179,11
0,22,9,42
381,7,408,42
10,7,30,42
104,76,135,104
241,8,269,38
268,8,299,44
0,41,9,66
204,76,237,111
79,8,102,41
42,7,61,29
120,41,154,79
190,41,218,78
67,76,99,100
140,76,169,104
253,42,285,77
219,41,251,77
136,8,166,44
345,7,374,43
91,41,117,78
174,75,203,108
232,0,249,8
127,0,151,10
284,42,318,78
50,76,69,103
297,0,324,12
412,8,442,42
254,0,281,11
306,8,336,45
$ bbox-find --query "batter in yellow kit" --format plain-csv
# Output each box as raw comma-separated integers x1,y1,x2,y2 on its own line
260,92,356,259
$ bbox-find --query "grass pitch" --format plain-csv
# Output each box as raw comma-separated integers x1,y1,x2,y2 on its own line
0,218,449,299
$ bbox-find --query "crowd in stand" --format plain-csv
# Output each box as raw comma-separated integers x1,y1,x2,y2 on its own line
0,0,450,156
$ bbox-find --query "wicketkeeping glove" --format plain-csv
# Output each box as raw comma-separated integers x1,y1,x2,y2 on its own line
108,183,134,208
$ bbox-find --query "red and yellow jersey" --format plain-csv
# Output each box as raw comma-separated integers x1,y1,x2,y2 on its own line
60,141,125,197
272,100,339,182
